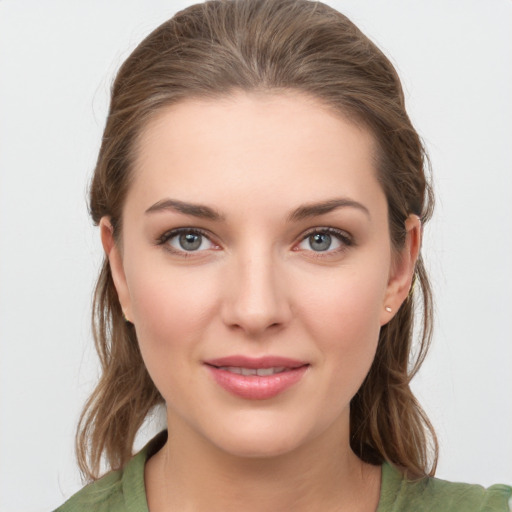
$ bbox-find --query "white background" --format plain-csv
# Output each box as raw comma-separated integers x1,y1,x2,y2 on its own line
0,1,511,510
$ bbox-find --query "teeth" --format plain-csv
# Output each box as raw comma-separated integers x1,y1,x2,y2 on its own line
218,366,287,376
256,367,285,376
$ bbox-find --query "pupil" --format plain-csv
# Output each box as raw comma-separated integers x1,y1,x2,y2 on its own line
179,233,202,251
310,233,331,251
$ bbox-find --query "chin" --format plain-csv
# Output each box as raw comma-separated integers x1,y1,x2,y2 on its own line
198,412,321,460
213,431,305,460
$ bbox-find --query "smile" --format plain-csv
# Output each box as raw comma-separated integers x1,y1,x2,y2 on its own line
216,366,287,376
204,356,309,400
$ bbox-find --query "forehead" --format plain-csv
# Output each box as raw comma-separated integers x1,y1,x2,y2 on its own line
128,91,383,217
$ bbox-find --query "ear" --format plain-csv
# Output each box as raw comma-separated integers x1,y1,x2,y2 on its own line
380,215,422,325
100,216,132,322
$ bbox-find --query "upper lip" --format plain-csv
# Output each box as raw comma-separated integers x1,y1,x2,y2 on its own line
204,355,308,369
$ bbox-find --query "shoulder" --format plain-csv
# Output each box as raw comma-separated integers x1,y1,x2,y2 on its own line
379,463,512,512
53,469,125,512
53,430,167,512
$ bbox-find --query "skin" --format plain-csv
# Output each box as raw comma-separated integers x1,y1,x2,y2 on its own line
101,91,420,511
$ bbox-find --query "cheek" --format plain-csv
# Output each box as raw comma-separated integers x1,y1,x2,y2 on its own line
298,261,387,330
294,263,388,377
132,273,213,334
124,259,220,382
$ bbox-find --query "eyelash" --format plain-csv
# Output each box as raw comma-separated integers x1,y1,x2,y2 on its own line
296,227,354,257
156,227,218,257
155,226,354,257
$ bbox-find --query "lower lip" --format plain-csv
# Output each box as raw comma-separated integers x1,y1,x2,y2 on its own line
206,365,309,400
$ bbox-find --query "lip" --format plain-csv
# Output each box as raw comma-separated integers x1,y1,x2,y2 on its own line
204,355,309,400
205,355,307,369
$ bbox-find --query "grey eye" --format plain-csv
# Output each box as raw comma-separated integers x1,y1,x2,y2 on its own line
179,233,202,251
297,230,345,253
308,233,332,251
165,230,215,252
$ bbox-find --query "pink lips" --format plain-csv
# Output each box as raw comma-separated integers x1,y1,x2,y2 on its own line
204,356,309,400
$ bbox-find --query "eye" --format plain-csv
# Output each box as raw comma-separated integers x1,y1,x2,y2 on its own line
296,228,352,253
158,228,217,254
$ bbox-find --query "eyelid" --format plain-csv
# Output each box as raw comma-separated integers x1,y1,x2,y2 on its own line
156,227,220,256
294,226,354,254
155,226,353,257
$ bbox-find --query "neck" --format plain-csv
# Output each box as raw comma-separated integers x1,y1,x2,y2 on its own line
145,414,381,512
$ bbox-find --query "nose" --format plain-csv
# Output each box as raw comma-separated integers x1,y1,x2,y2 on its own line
221,249,292,337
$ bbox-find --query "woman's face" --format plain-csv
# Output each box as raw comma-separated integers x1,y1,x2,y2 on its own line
104,92,417,458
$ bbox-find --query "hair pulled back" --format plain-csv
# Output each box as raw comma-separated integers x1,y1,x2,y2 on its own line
78,0,437,481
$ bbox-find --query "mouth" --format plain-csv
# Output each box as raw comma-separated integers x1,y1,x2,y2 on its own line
213,366,289,376
204,356,309,400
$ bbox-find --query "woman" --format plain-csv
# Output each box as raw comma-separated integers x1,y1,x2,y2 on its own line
54,0,511,510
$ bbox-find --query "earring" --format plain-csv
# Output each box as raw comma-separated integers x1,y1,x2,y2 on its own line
122,310,132,323
385,306,392,313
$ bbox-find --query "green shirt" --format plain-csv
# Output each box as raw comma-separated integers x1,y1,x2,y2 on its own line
54,431,512,511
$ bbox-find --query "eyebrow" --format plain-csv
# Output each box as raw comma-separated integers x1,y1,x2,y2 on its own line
145,198,225,221
145,196,370,222
288,198,371,221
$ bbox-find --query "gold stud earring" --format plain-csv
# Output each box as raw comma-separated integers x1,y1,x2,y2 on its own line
385,306,392,313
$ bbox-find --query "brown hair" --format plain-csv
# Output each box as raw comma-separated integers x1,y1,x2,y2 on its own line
77,0,437,481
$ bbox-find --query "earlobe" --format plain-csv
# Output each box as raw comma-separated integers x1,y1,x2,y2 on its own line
99,217,132,321
381,215,422,325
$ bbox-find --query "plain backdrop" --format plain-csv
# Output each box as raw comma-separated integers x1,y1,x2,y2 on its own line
0,1,511,510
